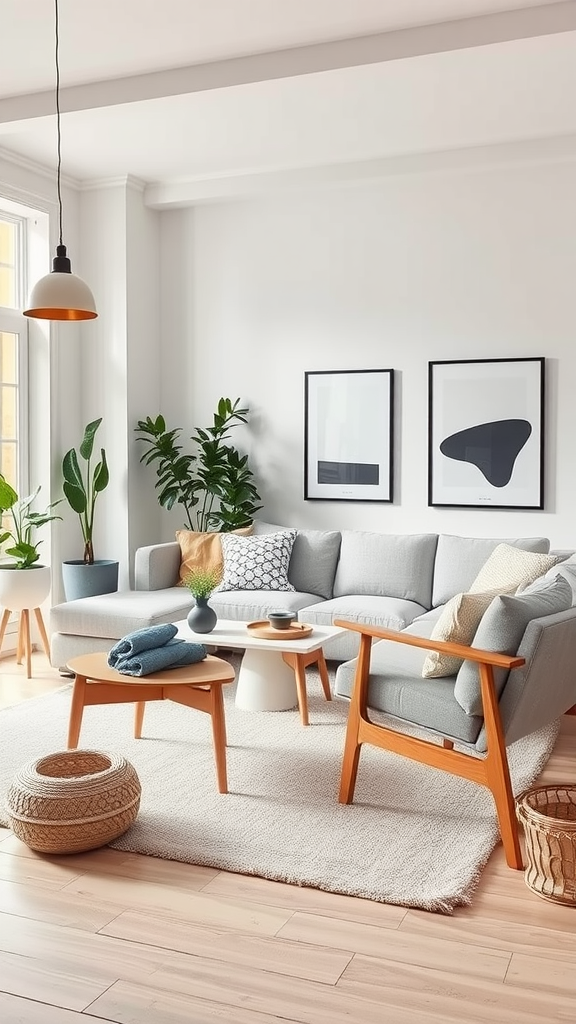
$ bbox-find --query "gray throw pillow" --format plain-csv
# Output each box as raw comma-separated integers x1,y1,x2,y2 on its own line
454,575,572,716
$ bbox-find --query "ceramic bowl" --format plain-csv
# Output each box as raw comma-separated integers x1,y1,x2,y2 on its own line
267,610,296,630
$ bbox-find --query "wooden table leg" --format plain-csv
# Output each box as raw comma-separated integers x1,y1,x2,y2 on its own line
134,702,146,738
282,652,309,726
22,609,32,679
315,649,332,702
0,608,10,655
16,612,24,665
282,648,331,725
209,684,228,794
68,674,88,748
34,607,51,659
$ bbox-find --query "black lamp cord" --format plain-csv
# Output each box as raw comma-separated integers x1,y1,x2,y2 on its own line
54,0,63,247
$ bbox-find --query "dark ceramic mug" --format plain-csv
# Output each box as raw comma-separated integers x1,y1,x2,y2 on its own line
267,610,295,630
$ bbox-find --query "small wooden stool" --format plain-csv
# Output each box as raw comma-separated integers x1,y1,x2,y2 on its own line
66,652,236,793
0,606,51,679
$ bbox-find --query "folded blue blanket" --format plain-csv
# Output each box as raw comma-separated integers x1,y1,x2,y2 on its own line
111,639,207,677
108,623,178,665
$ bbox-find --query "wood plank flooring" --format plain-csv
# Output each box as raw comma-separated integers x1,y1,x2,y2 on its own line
0,652,575,1023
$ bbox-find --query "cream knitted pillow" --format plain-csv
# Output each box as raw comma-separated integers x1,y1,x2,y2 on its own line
421,590,500,679
468,543,560,595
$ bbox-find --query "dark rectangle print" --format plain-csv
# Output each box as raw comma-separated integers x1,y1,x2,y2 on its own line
305,368,394,502
428,357,544,510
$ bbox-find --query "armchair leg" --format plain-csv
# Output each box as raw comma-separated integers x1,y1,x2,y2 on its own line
339,705,362,803
339,634,373,804
479,664,523,870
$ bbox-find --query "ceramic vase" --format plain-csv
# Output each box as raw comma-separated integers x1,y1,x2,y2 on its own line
187,597,217,634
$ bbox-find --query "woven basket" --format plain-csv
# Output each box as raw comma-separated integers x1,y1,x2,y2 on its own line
516,785,576,905
6,749,141,854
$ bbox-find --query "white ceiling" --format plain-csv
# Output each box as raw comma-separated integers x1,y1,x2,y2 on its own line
1,0,576,200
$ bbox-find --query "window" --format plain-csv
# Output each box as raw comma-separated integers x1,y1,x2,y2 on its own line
0,215,23,311
0,211,28,498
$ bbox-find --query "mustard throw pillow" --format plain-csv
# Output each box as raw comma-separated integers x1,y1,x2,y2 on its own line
176,526,252,585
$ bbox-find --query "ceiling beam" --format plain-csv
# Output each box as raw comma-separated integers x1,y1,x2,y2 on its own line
1,2,576,125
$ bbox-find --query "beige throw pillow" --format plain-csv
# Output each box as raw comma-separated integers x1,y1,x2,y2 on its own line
421,590,501,679
176,526,252,585
468,543,560,596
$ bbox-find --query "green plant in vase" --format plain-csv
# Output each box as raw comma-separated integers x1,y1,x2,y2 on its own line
0,476,62,569
183,566,222,634
183,566,222,600
62,417,109,564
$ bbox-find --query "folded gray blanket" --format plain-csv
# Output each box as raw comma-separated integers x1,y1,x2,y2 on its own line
111,639,207,677
108,623,178,665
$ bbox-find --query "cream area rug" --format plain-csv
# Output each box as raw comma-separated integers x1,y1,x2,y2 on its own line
0,659,559,913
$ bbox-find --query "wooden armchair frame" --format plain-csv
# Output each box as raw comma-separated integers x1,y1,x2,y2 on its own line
334,619,526,869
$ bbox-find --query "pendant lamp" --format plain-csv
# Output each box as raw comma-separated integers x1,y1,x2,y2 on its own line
24,0,97,321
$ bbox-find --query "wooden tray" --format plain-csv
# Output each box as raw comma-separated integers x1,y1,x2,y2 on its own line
246,620,313,641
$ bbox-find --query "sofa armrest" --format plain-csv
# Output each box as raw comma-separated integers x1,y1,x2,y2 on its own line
135,542,181,591
333,619,525,672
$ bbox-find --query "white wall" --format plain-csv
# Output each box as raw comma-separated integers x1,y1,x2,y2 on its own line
79,180,161,588
158,153,576,548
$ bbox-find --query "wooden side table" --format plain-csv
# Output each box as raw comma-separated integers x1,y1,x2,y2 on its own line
0,606,51,679
66,652,236,793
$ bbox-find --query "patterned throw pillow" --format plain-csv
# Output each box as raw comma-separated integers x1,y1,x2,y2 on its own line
468,543,560,595
216,531,297,592
421,590,501,679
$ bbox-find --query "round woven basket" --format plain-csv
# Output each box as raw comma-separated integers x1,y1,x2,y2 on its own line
516,785,576,905
6,749,141,854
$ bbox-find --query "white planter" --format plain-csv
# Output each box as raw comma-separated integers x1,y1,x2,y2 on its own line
0,565,51,611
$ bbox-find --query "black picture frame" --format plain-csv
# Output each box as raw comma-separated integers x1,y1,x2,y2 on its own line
304,368,394,503
428,357,545,510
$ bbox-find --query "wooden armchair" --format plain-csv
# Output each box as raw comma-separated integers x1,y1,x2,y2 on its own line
334,619,530,870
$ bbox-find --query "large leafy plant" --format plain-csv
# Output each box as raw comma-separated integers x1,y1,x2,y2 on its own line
0,476,62,569
135,397,261,532
62,418,110,564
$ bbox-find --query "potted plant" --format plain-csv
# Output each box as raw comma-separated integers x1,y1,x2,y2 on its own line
183,566,222,634
61,417,119,601
0,474,62,616
134,397,262,532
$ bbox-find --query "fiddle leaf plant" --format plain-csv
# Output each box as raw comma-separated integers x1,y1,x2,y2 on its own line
62,417,109,564
135,397,261,532
0,476,62,569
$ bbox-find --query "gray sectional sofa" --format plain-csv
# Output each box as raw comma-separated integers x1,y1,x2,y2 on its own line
50,520,561,668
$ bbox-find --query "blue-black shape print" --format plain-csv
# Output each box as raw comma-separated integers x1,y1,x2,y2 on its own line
439,419,532,488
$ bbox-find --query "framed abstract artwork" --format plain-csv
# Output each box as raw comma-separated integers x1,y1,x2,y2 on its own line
428,357,545,510
304,368,394,502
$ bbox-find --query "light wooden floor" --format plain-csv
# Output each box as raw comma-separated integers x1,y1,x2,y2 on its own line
0,652,575,1024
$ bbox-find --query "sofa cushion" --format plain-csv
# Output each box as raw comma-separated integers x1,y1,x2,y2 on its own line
251,520,341,599
432,535,551,608
175,527,252,585
334,639,481,745
333,531,438,608
209,590,322,621
50,588,193,639
216,531,296,593
298,595,428,663
300,594,427,632
421,590,502,679
469,544,561,596
454,575,572,716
